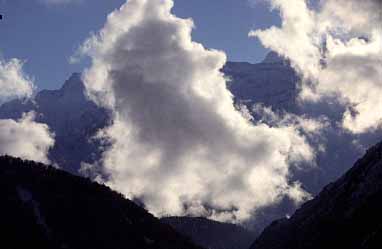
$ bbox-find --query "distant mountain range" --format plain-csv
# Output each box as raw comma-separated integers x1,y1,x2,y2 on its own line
0,52,380,235
0,53,298,174
0,155,204,249
251,141,382,249
0,52,381,248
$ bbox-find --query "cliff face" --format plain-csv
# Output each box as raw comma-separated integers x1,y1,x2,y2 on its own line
0,156,203,249
250,141,382,249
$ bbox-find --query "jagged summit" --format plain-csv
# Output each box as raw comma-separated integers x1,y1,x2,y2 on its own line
0,73,109,173
61,72,84,92
0,60,299,174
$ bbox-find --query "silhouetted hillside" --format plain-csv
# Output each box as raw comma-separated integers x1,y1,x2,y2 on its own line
250,141,382,249
162,216,256,249
0,156,204,249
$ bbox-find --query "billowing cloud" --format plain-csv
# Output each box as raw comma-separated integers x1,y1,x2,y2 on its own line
0,58,34,105
250,0,382,134
0,112,55,164
79,0,317,222
252,104,330,139
0,58,55,163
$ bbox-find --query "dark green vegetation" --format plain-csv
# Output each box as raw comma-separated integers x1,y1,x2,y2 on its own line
0,156,204,249
251,141,382,249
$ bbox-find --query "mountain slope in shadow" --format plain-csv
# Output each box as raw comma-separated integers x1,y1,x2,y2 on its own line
162,216,257,249
0,156,204,249
250,141,382,249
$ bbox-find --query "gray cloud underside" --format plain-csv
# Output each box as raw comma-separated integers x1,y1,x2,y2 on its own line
78,0,320,222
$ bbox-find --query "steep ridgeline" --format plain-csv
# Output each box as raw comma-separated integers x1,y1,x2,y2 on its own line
161,217,256,249
250,141,382,249
0,73,109,172
0,53,296,175
0,156,204,249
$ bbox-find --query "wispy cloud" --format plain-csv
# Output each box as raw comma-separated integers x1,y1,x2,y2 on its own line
250,0,382,133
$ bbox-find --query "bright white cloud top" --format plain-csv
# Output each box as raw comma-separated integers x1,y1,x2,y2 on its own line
250,0,382,134
0,59,34,105
79,0,318,222
0,58,55,163
0,113,55,164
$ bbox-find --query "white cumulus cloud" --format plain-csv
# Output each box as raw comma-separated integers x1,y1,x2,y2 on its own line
250,0,382,134
0,113,55,164
0,58,55,163
0,58,35,105
78,0,316,222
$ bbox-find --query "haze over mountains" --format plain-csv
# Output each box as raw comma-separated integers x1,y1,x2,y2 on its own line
2,52,300,175
0,52,380,231
0,0,380,247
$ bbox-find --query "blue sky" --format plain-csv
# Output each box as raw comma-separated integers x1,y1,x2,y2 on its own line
0,0,279,90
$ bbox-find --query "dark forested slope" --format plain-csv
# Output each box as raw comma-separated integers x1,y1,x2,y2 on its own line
162,216,256,249
0,156,203,249
250,141,382,249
